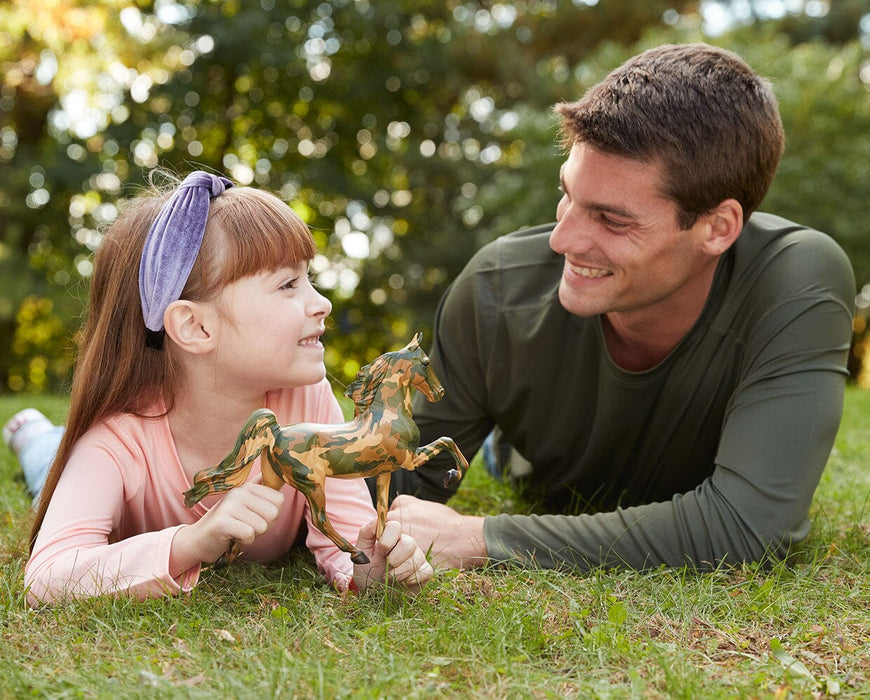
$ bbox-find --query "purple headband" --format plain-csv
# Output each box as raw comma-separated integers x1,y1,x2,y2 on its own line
138,171,233,348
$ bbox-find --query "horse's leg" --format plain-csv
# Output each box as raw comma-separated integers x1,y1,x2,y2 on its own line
183,410,275,506
209,450,283,569
411,437,470,487
301,480,371,565
205,458,260,566
184,459,258,507
211,444,292,567
213,453,287,565
374,472,392,538
259,451,287,492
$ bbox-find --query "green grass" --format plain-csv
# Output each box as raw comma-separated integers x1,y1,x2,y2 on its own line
1,390,868,698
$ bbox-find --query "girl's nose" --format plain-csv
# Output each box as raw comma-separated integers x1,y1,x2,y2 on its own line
309,288,332,317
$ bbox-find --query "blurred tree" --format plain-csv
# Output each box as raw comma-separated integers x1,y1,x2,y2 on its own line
751,33,870,284
0,0,190,391
0,3,108,391
0,0,695,390
0,0,867,393
704,0,868,44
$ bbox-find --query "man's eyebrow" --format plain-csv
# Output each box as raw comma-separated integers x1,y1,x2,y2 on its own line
559,171,639,220
584,202,638,220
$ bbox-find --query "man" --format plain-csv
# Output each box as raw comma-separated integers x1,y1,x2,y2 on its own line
384,43,855,572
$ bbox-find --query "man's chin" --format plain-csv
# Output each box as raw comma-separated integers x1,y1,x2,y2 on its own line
557,285,604,318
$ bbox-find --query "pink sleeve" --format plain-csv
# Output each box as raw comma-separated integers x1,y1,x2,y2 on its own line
301,384,376,590
24,441,200,606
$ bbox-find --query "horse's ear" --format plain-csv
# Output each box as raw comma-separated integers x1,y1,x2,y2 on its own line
411,331,423,348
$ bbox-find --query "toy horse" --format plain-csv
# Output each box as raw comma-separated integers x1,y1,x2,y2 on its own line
183,332,468,564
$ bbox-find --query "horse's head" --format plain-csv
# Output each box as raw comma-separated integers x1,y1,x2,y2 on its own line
397,332,445,404
344,332,445,410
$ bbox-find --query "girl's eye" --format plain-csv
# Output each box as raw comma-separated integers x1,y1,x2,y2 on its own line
279,278,299,291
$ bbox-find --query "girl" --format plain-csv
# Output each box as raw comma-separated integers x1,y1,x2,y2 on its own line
23,171,433,605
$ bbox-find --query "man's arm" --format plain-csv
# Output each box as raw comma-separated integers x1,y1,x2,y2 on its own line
392,230,855,572
485,362,848,571
392,359,849,572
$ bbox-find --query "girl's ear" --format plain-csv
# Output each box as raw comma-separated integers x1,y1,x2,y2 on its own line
701,198,743,257
163,300,217,354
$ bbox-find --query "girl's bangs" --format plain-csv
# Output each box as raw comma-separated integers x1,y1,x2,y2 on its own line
208,188,316,285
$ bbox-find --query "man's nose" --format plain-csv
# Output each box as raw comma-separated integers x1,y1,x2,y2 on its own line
550,211,594,256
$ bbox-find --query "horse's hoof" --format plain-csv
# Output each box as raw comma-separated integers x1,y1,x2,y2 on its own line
214,540,241,569
350,551,370,565
443,469,460,487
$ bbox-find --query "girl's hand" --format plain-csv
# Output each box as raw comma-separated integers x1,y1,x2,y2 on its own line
170,483,285,575
386,495,487,570
352,519,434,592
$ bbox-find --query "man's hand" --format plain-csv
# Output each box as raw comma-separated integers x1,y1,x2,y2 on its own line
352,519,434,592
386,495,488,570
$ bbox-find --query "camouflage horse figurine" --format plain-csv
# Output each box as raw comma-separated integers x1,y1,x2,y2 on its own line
183,332,468,564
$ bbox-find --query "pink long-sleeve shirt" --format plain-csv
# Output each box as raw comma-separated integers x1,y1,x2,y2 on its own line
25,379,376,605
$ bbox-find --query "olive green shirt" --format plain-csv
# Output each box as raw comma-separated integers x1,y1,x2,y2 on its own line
394,213,854,570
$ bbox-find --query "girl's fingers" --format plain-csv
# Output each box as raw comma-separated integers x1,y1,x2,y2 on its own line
239,481,285,506
389,553,434,585
385,534,433,584
229,521,257,546
354,519,435,590
384,532,418,569
221,484,283,521
376,520,402,552
355,518,378,556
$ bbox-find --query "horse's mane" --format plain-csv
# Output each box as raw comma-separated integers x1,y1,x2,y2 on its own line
343,333,422,413
344,354,392,412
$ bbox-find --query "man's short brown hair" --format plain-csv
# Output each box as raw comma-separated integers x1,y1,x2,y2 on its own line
556,43,785,228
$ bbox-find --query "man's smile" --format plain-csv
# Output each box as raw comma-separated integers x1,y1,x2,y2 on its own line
566,261,613,279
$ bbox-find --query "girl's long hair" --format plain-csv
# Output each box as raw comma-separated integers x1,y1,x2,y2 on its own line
29,180,316,549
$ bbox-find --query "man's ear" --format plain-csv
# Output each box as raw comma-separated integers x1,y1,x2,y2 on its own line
701,198,743,257
163,300,217,354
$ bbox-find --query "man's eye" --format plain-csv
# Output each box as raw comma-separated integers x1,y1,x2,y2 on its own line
600,214,629,231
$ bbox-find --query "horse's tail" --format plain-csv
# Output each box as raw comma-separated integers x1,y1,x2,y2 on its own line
183,408,278,507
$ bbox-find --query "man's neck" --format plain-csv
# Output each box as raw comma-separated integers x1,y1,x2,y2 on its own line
602,316,687,371
602,262,720,372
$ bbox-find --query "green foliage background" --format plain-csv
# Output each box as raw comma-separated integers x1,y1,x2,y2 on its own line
0,0,868,393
